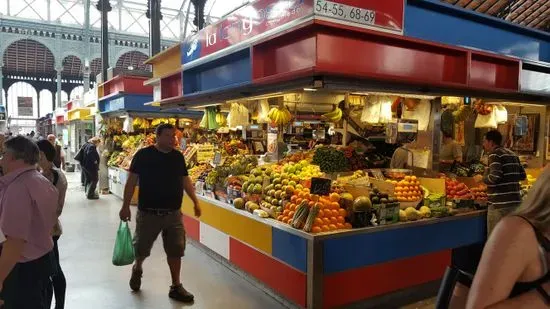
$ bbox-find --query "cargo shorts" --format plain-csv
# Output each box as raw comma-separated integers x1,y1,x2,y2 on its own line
133,210,186,258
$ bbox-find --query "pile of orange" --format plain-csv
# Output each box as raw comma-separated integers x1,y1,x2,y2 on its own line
277,191,352,233
393,175,423,202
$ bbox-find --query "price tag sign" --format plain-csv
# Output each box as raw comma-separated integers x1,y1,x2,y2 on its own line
195,181,205,196
310,177,332,196
314,0,376,27
213,152,222,165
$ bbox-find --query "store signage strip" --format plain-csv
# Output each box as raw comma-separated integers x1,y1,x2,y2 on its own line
314,0,376,27
182,0,404,66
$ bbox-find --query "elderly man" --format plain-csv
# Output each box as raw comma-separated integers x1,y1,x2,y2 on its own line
47,134,65,170
0,136,58,308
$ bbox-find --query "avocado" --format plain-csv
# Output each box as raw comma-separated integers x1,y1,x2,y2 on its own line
371,196,380,204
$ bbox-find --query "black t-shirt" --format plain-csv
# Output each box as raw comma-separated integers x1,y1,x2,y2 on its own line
129,146,188,210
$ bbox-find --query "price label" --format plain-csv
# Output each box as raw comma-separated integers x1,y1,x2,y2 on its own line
195,181,205,196
310,177,332,196
314,0,376,26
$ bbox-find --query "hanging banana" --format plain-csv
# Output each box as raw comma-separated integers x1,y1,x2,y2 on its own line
322,106,343,122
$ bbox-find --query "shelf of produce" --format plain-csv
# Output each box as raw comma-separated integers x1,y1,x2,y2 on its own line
181,194,487,309
107,167,138,205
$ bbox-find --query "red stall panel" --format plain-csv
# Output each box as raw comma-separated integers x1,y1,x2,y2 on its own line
323,250,451,308
182,214,200,241
469,52,520,92
229,238,307,307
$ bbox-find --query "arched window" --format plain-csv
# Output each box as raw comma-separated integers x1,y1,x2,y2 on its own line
39,89,53,117
70,86,84,100
7,82,38,118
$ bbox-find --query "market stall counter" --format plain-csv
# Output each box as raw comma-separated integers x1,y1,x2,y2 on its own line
181,194,486,309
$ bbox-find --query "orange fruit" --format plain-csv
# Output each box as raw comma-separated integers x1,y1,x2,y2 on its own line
338,208,347,217
344,223,352,229
328,224,337,231
308,201,315,208
283,209,290,216
330,202,340,209
282,216,289,223
314,218,323,226
312,226,322,233
311,194,320,202
277,215,283,221
317,209,325,218
314,202,323,209
323,217,331,225
330,209,339,217
289,204,296,211
290,195,298,203
304,193,311,200
329,193,340,202
329,217,338,224
288,211,295,218
296,198,303,205
336,216,345,224
336,223,345,229
321,225,330,232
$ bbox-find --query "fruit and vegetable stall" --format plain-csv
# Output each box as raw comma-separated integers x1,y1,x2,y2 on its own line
139,0,550,307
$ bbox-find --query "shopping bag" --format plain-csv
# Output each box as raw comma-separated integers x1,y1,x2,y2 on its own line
112,221,135,266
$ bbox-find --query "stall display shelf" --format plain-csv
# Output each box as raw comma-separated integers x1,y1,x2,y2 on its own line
181,194,486,309
107,167,138,205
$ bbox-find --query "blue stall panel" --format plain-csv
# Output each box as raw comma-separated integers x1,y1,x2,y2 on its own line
271,228,308,273
99,94,155,113
183,49,251,95
405,0,550,63
323,214,486,274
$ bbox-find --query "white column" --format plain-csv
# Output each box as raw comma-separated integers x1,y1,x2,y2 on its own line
56,67,63,108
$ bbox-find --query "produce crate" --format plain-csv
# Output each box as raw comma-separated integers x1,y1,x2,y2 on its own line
425,196,446,208
373,203,400,225
452,199,475,209
242,192,262,204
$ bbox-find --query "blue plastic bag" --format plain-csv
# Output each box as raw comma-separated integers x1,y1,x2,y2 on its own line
112,221,135,266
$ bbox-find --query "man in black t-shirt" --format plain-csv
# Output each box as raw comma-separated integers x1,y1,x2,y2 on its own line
119,124,201,303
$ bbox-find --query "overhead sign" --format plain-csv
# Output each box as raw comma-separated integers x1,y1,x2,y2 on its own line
182,0,313,64
182,0,404,64
314,0,404,34
17,97,33,117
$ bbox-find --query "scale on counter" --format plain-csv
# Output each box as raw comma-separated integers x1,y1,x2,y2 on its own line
243,124,266,154
385,119,419,144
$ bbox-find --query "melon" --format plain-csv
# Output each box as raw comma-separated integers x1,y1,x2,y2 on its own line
233,198,245,210
405,207,420,221
352,196,372,211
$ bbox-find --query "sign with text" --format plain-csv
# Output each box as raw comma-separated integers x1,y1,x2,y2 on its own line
182,0,404,64
314,0,404,34
17,97,33,116
182,0,314,64
310,177,332,195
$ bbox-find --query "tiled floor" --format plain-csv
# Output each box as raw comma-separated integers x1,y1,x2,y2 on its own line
58,172,435,309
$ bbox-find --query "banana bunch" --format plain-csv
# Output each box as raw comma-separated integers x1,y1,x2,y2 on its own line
268,106,292,126
215,112,227,126
132,118,151,130
322,106,343,122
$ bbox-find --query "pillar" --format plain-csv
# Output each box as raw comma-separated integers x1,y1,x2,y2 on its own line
0,65,3,107
37,90,41,118
96,0,112,80
191,0,207,30
146,0,162,56
56,67,62,108
83,67,91,93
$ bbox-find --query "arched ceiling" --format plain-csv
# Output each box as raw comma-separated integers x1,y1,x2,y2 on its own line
3,39,55,76
115,51,149,71
444,0,550,30
62,55,83,77
90,58,103,78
